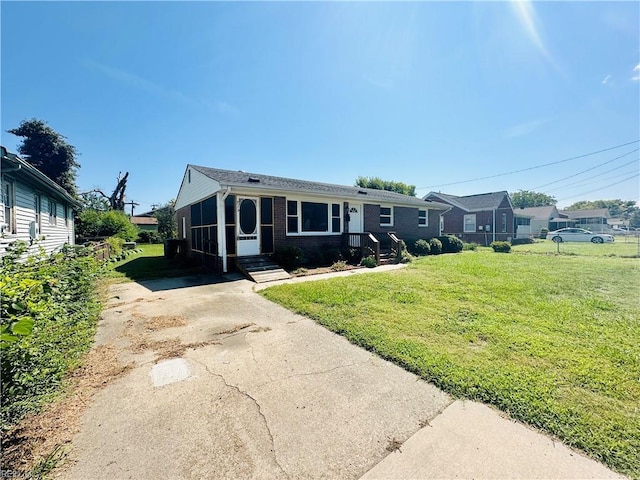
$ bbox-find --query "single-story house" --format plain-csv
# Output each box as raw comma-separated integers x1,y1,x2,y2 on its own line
174,165,450,272
515,206,573,236
1,146,80,257
130,215,159,232
423,191,519,245
559,209,611,233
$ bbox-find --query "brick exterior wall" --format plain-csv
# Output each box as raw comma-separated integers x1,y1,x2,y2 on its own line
273,196,343,255
176,205,192,252
363,204,440,241
441,203,515,246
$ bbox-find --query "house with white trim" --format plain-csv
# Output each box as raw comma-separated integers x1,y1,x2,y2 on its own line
175,165,450,273
1,146,79,257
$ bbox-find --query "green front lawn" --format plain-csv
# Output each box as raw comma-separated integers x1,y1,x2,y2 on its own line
512,238,639,257
261,251,640,478
106,244,201,282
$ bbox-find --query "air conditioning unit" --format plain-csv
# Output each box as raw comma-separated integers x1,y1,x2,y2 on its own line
29,221,40,240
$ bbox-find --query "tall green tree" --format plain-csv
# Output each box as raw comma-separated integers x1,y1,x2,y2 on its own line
7,119,80,197
355,176,416,196
510,190,557,208
154,199,177,239
564,199,638,218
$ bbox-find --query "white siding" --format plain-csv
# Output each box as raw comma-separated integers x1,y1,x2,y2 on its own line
0,180,75,257
175,167,221,210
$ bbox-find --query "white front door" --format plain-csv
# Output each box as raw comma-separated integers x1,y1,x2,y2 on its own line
348,203,363,233
236,197,260,256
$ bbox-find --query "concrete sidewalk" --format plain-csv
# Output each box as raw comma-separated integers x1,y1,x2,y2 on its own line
60,271,624,479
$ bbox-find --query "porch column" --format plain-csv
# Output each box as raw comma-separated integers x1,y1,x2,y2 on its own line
216,191,227,273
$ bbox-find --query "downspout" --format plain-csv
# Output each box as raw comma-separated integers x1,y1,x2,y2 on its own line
440,207,453,236
493,209,496,243
216,190,227,273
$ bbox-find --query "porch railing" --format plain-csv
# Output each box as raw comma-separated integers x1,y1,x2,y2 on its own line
388,232,400,261
347,232,380,265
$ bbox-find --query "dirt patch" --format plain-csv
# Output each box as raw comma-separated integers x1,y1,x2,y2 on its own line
1,345,133,476
130,337,221,362
144,315,187,331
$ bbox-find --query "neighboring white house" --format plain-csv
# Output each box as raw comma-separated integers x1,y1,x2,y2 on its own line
1,146,80,257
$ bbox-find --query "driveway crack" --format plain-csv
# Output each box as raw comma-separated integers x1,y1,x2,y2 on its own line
255,359,370,388
190,358,290,479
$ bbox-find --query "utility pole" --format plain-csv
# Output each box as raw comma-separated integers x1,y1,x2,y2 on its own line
124,200,140,216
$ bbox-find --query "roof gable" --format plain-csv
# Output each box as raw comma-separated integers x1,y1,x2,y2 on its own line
424,191,511,212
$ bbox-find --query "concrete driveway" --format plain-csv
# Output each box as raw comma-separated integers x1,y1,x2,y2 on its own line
61,273,623,480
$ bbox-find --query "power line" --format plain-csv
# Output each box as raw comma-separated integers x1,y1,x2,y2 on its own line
556,173,640,202
420,139,639,189
530,148,639,190
548,168,639,193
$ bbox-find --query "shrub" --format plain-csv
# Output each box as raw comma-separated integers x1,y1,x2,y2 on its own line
137,231,162,244
395,240,414,264
490,241,511,253
511,238,535,246
429,238,443,255
341,248,362,265
1,242,102,429
76,209,139,241
330,261,348,272
360,256,377,268
539,228,549,240
105,236,124,258
274,245,304,271
414,239,431,256
463,242,479,251
437,235,464,253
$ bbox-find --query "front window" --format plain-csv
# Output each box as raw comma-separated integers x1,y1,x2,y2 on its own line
464,214,476,233
2,181,15,234
35,194,42,229
380,206,393,226
287,199,341,235
501,213,507,233
49,200,57,226
418,209,428,227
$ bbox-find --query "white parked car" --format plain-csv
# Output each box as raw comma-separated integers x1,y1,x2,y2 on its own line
546,228,615,244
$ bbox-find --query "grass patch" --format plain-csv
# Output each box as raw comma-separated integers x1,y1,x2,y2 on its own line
106,244,201,282
261,251,640,478
512,238,639,257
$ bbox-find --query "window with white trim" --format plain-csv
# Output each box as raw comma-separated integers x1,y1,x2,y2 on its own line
35,194,42,230
380,206,393,226
463,214,476,233
2,181,15,234
286,199,342,235
418,209,428,227
501,213,507,233
49,200,57,226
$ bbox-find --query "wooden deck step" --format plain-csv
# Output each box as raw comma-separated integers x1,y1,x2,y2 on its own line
235,256,291,283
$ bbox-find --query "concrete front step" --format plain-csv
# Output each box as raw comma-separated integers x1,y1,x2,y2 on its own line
235,256,292,283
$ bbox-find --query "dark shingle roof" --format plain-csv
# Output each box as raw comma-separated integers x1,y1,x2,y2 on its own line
190,165,449,209
424,191,510,212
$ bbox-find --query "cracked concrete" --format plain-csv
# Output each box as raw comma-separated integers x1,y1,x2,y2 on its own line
61,274,450,480
60,273,624,480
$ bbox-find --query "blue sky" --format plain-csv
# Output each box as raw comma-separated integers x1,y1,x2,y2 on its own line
2,1,638,212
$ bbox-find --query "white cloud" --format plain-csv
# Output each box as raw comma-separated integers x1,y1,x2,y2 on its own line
601,74,612,85
504,118,549,138
632,64,640,81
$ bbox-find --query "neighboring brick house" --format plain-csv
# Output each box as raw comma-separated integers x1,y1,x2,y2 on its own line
174,165,450,272
423,191,517,245
1,146,80,257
